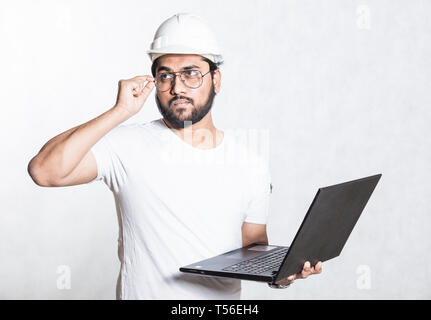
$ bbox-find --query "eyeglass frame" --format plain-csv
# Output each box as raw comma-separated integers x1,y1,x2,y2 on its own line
154,69,212,92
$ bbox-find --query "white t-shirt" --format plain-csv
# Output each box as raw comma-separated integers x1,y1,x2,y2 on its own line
88,119,271,299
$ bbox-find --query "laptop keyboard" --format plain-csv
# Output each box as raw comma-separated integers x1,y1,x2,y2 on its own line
222,247,288,274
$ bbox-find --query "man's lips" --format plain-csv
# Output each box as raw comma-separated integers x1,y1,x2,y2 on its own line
171,99,191,107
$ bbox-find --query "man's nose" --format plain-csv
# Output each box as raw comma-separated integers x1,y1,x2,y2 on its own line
169,74,187,95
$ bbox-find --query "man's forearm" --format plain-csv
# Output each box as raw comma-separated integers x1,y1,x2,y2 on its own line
28,106,130,183
241,222,269,247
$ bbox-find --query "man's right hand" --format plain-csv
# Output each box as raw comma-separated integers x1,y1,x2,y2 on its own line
114,75,155,119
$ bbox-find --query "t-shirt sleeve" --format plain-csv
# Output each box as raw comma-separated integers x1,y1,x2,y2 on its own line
87,128,127,193
243,160,272,225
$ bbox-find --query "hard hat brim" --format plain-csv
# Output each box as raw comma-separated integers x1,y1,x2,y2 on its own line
147,45,222,64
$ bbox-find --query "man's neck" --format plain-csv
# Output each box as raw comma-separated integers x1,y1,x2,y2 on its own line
163,112,224,149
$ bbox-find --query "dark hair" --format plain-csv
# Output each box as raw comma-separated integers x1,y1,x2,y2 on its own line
151,55,223,79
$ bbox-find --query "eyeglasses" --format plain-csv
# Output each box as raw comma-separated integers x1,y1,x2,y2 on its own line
155,69,211,92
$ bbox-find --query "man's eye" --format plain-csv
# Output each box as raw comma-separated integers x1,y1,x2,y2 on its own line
159,73,172,80
184,70,200,77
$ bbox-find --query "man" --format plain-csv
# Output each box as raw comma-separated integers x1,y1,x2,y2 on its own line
27,13,321,299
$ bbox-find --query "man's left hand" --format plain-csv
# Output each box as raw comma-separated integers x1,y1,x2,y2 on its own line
275,261,323,286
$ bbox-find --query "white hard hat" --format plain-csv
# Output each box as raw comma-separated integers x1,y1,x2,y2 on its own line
147,13,223,65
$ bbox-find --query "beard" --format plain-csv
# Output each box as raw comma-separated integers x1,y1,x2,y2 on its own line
155,83,216,129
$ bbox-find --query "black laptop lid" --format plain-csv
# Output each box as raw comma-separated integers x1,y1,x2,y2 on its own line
274,174,382,282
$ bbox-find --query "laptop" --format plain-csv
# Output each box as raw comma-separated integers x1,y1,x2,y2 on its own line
180,174,382,285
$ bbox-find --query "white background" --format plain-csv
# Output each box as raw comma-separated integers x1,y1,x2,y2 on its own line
1,0,430,299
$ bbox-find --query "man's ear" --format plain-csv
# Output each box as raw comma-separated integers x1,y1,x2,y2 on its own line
213,69,221,94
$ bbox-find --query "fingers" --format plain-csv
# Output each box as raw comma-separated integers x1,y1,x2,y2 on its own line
131,76,155,97
315,261,323,274
133,75,155,83
275,274,296,286
299,261,323,279
276,261,323,287
299,261,310,278
138,78,155,97
287,274,296,284
276,278,291,286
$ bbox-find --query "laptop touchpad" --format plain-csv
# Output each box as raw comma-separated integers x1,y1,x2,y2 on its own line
248,245,277,251
225,245,278,259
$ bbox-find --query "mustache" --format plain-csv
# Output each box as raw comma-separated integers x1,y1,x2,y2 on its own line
169,96,193,106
